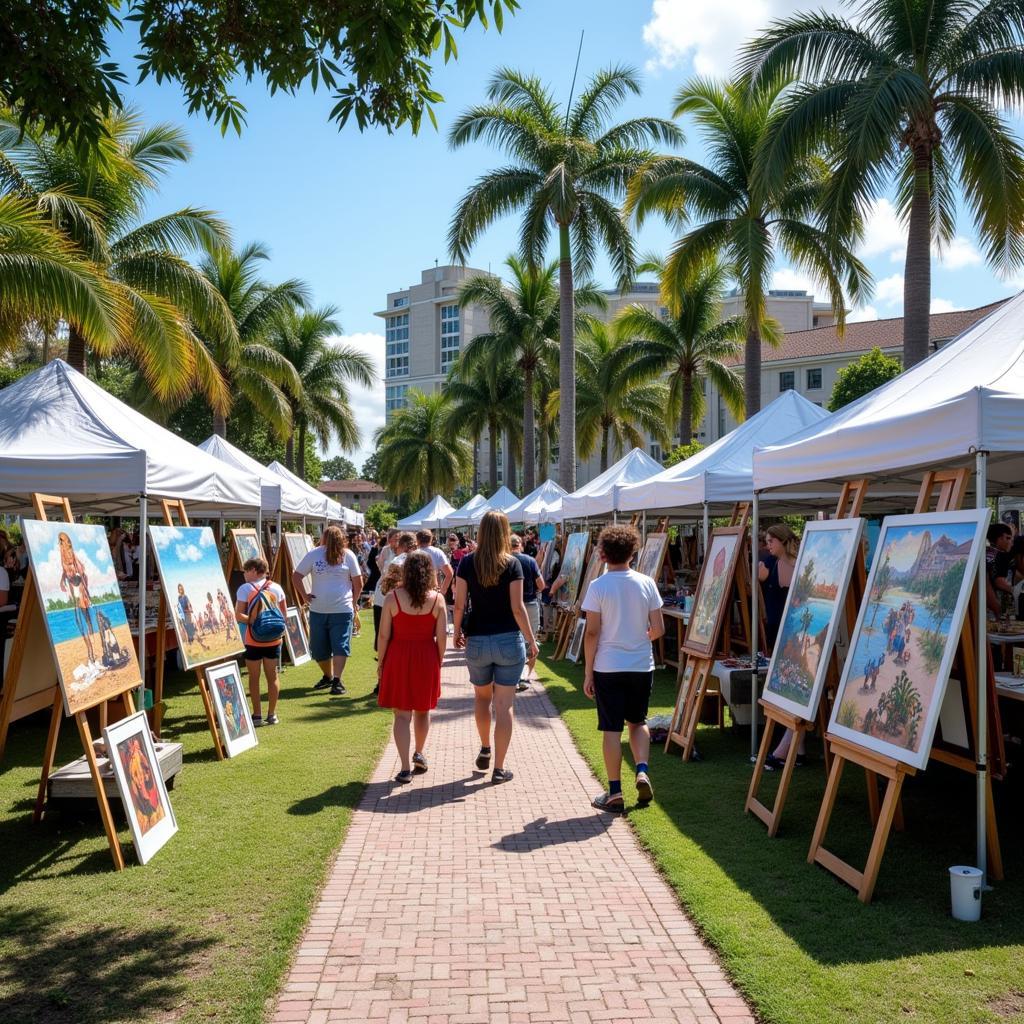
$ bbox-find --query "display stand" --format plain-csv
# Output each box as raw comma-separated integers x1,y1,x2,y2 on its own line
0,494,140,870
557,544,605,660
272,531,310,627
807,469,1004,902
666,504,756,761
745,479,868,835
554,535,594,659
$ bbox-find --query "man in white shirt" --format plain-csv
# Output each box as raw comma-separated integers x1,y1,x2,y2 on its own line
415,529,454,596
372,529,400,652
582,525,665,813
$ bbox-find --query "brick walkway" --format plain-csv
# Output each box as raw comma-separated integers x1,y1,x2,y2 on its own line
272,651,754,1024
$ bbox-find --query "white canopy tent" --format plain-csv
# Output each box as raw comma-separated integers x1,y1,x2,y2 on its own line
440,493,490,529
504,480,568,525
397,495,456,530
485,485,521,512
559,447,663,521
266,460,352,525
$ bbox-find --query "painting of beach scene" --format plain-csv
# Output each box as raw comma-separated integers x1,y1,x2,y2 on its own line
206,661,257,757
149,525,244,670
637,533,669,582
284,608,311,666
22,520,143,715
684,528,743,657
231,528,264,567
763,519,864,720
828,510,989,770
559,532,590,606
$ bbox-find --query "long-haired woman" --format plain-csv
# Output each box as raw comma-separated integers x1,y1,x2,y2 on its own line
453,510,538,783
377,551,447,783
293,524,364,696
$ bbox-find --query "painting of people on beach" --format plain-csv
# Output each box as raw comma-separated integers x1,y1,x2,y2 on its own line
828,510,989,770
231,528,263,568
206,661,257,757
284,608,311,666
636,533,669,582
22,520,143,715
559,533,590,607
104,711,177,864
684,528,743,657
149,525,244,670
763,519,864,721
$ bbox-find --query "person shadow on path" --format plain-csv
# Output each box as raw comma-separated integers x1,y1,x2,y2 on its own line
492,814,614,852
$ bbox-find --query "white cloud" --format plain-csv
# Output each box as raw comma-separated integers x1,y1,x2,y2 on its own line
930,297,962,314
770,267,815,293
847,304,879,323
875,273,904,307
25,523,118,599
199,530,216,548
151,525,184,550
325,331,385,475
175,543,203,563
859,199,906,263
935,236,982,270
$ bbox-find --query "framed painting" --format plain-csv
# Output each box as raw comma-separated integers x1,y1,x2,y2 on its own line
103,711,178,864
284,608,311,666
21,520,143,715
149,525,245,670
637,533,669,582
559,532,590,607
827,509,989,770
576,548,605,609
231,528,264,568
762,519,865,721
683,526,745,658
205,661,258,757
567,617,586,663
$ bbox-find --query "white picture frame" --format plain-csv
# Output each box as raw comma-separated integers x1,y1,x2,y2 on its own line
284,608,311,666
205,661,258,757
103,711,178,864
567,617,586,663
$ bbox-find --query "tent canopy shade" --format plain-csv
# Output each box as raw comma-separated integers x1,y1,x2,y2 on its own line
0,360,262,515
559,447,663,520
266,460,350,523
504,479,568,525
398,494,456,530
440,493,490,529
483,485,521,513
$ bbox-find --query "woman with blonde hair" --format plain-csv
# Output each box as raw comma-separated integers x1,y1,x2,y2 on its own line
453,510,538,783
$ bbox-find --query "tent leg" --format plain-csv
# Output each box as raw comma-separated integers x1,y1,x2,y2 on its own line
750,492,760,762
302,516,306,536
702,502,710,561
137,495,148,714
277,511,282,555
642,510,646,542
256,508,262,543
976,450,989,885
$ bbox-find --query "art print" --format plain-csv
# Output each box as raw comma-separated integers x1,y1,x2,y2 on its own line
149,525,244,669
576,549,605,609
22,520,143,715
559,532,590,607
284,532,312,592
763,519,864,720
284,608,311,666
567,617,586,663
205,661,258,757
637,533,669,582
683,528,743,657
103,711,178,864
828,509,989,769
231,528,263,568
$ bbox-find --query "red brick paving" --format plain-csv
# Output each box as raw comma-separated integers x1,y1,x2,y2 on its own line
271,651,755,1023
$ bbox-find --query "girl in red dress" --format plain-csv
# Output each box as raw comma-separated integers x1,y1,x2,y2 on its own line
377,551,447,783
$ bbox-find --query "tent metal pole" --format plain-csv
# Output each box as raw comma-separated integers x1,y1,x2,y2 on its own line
302,516,306,537
642,510,646,541
256,507,262,543
976,450,989,883
702,502,710,560
137,495,148,714
750,492,760,761
277,511,282,555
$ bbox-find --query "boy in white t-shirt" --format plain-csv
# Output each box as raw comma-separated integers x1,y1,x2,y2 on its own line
581,525,665,812
235,556,288,726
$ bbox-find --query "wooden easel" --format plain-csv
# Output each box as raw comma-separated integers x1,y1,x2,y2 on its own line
151,500,226,759
745,479,869,836
551,532,590,657
557,543,603,659
807,468,1004,902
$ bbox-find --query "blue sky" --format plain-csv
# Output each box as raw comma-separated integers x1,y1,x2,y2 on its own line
107,0,1023,470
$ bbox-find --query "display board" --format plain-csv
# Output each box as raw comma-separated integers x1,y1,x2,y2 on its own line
559,532,590,607
636,532,669,582
683,527,745,658
284,608,311,666
205,662,258,757
230,527,264,567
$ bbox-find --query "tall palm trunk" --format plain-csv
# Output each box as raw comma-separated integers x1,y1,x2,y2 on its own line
297,420,307,479
488,417,499,491
744,316,761,419
285,433,295,472
538,406,550,484
67,324,87,373
557,224,576,491
903,144,933,368
600,424,610,473
472,439,480,492
212,410,227,437
522,364,536,493
680,372,694,445
507,439,517,494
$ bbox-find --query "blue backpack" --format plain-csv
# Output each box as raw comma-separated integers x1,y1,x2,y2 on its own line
247,580,286,642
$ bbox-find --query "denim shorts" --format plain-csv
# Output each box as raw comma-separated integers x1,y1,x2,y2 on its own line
465,631,526,686
308,610,353,661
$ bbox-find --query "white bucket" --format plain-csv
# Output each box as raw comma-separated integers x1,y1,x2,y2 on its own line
949,865,983,921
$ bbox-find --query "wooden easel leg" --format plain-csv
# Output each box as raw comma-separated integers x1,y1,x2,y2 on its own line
808,754,846,865
681,677,708,762
865,768,881,824
768,732,803,838
74,711,124,871
33,692,64,823
859,775,904,903
744,713,777,824
197,672,224,760
986,773,1004,882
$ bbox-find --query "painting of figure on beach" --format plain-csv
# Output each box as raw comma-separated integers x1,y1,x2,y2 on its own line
149,526,244,669
22,520,143,715
684,529,742,657
206,661,257,757
559,533,590,606
828,510,989,770
764,519,864,720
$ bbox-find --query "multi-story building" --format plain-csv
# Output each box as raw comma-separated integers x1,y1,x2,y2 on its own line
319,479,388,512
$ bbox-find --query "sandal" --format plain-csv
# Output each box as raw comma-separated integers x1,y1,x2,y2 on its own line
491,767,513,783
394,769,413,784
412,751,428,774
592,791,624,813
475,747,491,770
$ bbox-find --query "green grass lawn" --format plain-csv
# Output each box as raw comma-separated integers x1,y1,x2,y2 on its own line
0,635,390,1024
538,650,1024,1024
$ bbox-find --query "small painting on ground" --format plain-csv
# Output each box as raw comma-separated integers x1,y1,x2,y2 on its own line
284,608,311,666
231,528,263,568
103,711,178,864
637,533,668,582
567,617,586,663
22,520,143,715
206,661,258,757
559,532,590,606
149,525,245,669
684,528,743,657
763,519,865,721
828,509,989,769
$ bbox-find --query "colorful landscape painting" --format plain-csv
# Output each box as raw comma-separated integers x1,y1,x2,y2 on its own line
149,525,245,670
22,520,142,715
684,530,741,656
206,661,257,757
763,519,864,720
636,533,668,581
231,528,263,567
828,510,989,769
559,532,589,607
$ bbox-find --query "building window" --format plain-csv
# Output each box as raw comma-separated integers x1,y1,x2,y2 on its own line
440,303,460,374
779,370,795,392
385,313,409,378
650,442,662,462
393,296,408,308
806,367,822,390
385,384,409,413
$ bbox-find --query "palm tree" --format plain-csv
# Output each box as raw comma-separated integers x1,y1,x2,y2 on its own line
740,0,1024,368
456,257,606,491
626,77,870,416
615,256,747,445
375,389,473,505
0,109,235,407
196,242,308,438
552,320,671,473
269,306,375,477
448,66,682,491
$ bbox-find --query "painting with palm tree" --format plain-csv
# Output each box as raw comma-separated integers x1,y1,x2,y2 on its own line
763,519,864,721
828,510,989,770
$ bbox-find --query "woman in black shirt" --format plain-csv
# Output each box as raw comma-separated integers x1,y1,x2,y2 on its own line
454,510,538,783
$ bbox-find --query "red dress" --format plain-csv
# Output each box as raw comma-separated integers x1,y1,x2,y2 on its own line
377,603,442,712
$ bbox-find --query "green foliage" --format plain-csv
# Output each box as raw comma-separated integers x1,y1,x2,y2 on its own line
321,455,358,481
792,557,816,606
837,699,858,728
360,451,381,483
0,361,38,390
363,502,397,532
45,592,121,612
1,0,518,151
663,441,705,467
828,348,902,411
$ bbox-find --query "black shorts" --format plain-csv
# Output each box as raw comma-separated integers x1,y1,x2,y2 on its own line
594,670,654,732
244,642,281,661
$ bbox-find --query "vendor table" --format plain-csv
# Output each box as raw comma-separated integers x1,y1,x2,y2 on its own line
712,660,767,728
995,672,1024,703
660,606,689,670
